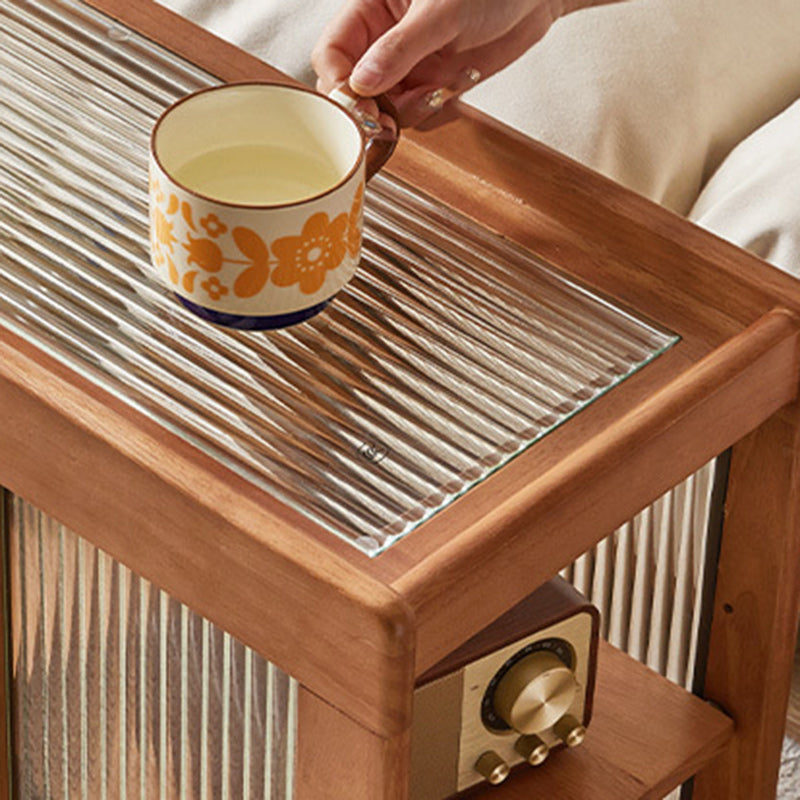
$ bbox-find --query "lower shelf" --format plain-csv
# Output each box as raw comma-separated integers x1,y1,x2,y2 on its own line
463,640,733,799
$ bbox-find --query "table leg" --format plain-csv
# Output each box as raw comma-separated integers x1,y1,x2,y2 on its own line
694,402,800,799
295,686,411,800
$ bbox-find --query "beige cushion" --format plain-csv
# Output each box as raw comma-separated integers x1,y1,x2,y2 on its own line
464,0,800,214
156,0,328,86
688,98,800,277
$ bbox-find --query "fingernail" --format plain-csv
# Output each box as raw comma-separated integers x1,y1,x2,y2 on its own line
349,59,382,95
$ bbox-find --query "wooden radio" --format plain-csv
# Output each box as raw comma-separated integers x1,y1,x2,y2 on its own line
410,577,600,798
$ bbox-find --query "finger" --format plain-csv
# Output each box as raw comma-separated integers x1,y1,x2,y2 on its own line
460,4,559,81
311,1,395,93
348,2,461,96
395,6,559,126
389,66,481,126
313,46,359,95
439,9,559,86
388,85,439,127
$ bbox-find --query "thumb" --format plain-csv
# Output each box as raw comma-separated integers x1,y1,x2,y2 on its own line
349,4,458,96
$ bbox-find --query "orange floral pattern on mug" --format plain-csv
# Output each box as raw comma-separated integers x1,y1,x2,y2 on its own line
201,276,229,301
201,214,227,238
151,179,362,306
152,206,177,257
149,179,181,285
271,212,348,295
184,233,223,272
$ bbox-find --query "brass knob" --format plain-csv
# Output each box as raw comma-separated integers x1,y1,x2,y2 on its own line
474,751,510,785
493,650,578,734
514,733,550,766
554,714,587,748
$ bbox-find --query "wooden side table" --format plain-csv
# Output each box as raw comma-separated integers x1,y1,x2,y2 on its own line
2,1,800,798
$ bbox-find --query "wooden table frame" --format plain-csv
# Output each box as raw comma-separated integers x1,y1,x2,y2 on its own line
2,2,800,797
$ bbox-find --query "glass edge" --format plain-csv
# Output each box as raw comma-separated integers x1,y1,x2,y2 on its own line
0,275,682,561
368,332,682,556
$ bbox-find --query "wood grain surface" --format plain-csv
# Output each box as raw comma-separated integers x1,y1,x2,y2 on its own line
394,309,800,674
694,401,800,800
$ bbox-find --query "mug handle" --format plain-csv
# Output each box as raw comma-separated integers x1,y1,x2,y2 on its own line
328,84,400,180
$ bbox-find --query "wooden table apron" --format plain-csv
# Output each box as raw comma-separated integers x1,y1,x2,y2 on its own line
2,2,800,799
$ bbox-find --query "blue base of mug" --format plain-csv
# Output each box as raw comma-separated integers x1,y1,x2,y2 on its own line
177,296,331,330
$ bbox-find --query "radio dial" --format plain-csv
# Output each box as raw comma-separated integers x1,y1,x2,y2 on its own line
492,650,578,735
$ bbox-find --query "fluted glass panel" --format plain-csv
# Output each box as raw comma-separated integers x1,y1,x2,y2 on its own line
0,0,677,555
563,460,717,691
7,494,297,800
563,460,720,800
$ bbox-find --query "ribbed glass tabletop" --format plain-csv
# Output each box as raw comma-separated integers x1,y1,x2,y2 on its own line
0,0,678,555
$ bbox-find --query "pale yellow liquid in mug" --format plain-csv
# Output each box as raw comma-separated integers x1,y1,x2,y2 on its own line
174,144,342,205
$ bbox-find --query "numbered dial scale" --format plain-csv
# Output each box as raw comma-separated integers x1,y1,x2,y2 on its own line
410,578,599,798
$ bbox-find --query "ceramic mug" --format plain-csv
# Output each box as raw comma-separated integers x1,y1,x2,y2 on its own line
149,82,397,329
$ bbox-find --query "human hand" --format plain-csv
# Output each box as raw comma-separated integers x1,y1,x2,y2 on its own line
312,0,619,128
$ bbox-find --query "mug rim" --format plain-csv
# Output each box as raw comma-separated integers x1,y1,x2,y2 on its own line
150,80,366,210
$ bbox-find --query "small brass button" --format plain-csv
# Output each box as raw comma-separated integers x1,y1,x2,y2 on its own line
474,751,510,785
515,733,550,766
554,714,587,748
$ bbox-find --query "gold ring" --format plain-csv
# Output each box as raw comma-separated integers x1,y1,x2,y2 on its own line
464,66,481,84
422,69,480,113
424,88,446,110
